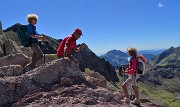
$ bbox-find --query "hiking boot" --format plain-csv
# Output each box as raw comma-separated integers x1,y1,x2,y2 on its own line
131,98,140,105
121,97,130,104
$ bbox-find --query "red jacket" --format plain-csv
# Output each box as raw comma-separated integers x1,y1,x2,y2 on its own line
57,35,76,56
127,57,137,75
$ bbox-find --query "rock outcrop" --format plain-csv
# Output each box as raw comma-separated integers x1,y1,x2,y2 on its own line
0,59,84,106
0,57,122,106
0,65,23,77
0,33,22,57
7,59,160,107
73,45,119,82
0,53,30,68
83,69,107,88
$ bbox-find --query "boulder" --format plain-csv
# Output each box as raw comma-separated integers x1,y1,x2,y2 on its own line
0,59,84,106
0,53,30,68
0,65,23,77
0,35,22,57
28,59,84,86
83,70,107,88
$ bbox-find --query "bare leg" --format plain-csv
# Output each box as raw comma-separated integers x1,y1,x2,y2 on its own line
122,83,129,98
132,86,139,99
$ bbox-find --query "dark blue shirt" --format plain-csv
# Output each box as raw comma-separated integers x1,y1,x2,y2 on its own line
27,24,39,43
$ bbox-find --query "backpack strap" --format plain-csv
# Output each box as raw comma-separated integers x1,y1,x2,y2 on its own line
133,56,138,78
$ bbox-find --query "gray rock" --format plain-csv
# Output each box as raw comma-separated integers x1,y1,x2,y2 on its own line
0,75,36,106
28,59,84,86
0,53,30,68
83,70,107,88
0,35,22,57
0,65,23,77
4,31,21,45
0,59,84,106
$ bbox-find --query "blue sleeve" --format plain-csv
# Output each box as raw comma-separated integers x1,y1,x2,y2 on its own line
27,25,40,36
27,25,34,37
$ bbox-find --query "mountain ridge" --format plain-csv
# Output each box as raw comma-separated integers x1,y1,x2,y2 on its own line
149,46,180,67
100,49,164,66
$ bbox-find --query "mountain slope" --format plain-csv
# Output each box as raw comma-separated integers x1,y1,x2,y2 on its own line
100,49,128,66
149,46,180,67
140,46,180,107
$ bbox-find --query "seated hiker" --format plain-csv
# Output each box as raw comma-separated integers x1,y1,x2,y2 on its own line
57,28,85,61
23,14,46,72
121,47,140,105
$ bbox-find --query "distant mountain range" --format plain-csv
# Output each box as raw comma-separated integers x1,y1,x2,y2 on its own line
99,50,128,66
138,49,166,55
100,49,165,66
148,46,180,67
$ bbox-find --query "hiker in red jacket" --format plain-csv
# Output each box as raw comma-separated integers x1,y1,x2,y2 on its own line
121,47,140,105
57,28,85,61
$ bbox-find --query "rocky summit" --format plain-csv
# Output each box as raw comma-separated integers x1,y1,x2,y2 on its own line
0,56,160,107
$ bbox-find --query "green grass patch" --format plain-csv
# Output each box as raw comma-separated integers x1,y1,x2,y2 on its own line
138,82,180,107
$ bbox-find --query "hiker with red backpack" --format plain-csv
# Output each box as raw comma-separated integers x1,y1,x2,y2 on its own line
22,14,46,72
121,47,147,105
57,28,85,62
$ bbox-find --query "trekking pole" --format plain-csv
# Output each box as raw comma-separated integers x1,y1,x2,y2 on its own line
42,34,47,64
38,40,43,65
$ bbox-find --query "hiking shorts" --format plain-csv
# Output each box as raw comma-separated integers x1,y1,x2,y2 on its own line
124,74,139,86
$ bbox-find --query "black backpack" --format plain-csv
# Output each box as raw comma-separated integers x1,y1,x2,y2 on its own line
17,25,32,47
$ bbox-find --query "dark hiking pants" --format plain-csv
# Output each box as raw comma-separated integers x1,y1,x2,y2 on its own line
29,43,43,68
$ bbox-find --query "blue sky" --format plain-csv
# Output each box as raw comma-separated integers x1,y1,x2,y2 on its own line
0,0,180,55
